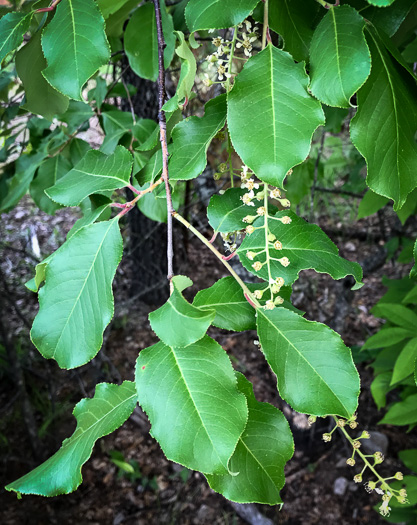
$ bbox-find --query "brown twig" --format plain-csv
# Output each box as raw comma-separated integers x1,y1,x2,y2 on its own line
36,0,62,13
153,0,175,282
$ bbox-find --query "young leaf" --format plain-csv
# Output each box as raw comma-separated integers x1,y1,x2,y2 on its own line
163,31,197,111
42,0,110,101
185,0,260,31
207,188,249,234
237,210,363,288
124,2,175,82
371,303,417,329
392,338,417,385
350,27,417,210
257,308,360,418
30,156,72,215
31,219,123,369
135,336,248,474
15,31,69,120
5,381,137,496
206,373,294,505
46,146,133,206
309,5,371,108
0,12,32,64
169,94,227,181
149,275,215,347
379,393,417,426
228,45,324,188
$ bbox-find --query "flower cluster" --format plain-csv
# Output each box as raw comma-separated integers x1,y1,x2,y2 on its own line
315,414,409,517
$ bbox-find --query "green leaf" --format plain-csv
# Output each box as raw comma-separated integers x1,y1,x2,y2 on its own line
396,188,417,225
379,393,417,425
228,44,324,188
97,0,131,18
135,150,163,186
363,327,417,349
309,6,371,108
237,210,363,288
259,0,322,62
0,12,31,65
163,31,196,111
357,190,389,219
59,101,94,130
105,0,138,37
371,372,392,410
15,31,69,120
392,338,417,384
350,27,417,210
185,0,260,31
149,275,215,347
193,277,257,332
46,146,133,206
135,336,248,474
257,308,360,417
372,303,417,329
5,381,137,496
411,240,417,279
31,219,123,369
207,188,249,233
41,0,110,100
100,110,134,154
367,0,395,5
67,203,111,240
206,373,293,505
30,156,72,215
363,0,416,37
124,2,175,82
169,94,227,181
398,449,417,474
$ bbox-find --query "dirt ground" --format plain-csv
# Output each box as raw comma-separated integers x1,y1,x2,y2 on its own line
1,195,416,525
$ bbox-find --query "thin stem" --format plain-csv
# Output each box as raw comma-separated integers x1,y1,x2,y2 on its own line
227,128,234,187
225,26,238,92
262,0,269,50
36,0,61,13
173,212,261,308
314,0,340,8
153,0,175,281
263,184,274,301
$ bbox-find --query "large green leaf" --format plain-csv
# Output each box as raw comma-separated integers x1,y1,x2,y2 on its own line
124,2,175,82
30,156,72,215
135,336,248,474
42,0,110,100
309,5,371,108
97,0,131,18
362,0,416,37
15,31,69,120
31,219,123,369
207,188,248,233
372,303,417,329
0,12,31,64
257,308,360,417
206,373,293,505
149,275,215,347
185,0,260,31
392,338,417,384
100,110,134,154
379,393,417,425
362,327,417,349
237,210,363,288
350,27,417,210
228,45,324,188
169,94,227,181
46,146,132,206
257,0,322,62
6,381,137,496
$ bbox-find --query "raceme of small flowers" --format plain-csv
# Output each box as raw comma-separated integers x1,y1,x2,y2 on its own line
204,19,259,87
310,415,409,517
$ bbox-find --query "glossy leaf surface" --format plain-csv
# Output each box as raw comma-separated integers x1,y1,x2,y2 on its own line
309,5,371,108
135,336,248,474
46,146,132,206
207,188,248,233
228,45,324,188
149,275,215,347
350,28,417,210
185,0,260,31
237,211,363,288
257,308,360,417
206,373,293,505
379,393,417,425
0,12,31,64
6,382,137,496
42,0,110,100
31,219,123,369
